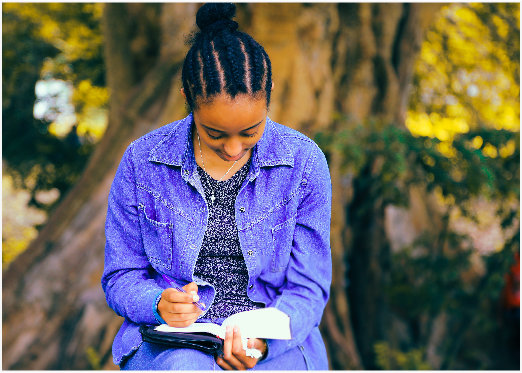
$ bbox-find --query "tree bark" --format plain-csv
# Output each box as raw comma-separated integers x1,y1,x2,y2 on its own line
2,3,441,369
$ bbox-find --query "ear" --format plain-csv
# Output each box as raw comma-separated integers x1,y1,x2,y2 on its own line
180,88,187,99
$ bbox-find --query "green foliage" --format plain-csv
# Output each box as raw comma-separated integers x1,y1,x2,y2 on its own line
374,341,431,370
2,4,105,211
316,119,519,207
316,115,519,369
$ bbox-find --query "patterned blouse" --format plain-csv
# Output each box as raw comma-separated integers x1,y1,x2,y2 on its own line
194,158,262,320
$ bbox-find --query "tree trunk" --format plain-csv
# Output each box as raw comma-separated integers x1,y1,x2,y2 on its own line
2,3,440,369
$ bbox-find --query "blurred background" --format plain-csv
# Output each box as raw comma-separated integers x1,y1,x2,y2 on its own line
2,3,519,370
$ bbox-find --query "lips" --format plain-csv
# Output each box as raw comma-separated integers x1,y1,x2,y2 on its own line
222,153,244,162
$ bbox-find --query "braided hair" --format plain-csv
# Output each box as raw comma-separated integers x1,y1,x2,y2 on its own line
182,3,272,111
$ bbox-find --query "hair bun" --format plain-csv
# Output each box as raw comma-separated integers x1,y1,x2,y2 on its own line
196,3,238,34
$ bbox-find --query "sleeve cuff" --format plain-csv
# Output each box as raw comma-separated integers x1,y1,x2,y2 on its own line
264,339,291,362
152,289,166,324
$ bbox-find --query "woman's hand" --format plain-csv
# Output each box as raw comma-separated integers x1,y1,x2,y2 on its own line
216,325,267,370
157,282,202,327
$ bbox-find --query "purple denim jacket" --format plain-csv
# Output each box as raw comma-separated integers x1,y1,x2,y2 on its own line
101,114,332,369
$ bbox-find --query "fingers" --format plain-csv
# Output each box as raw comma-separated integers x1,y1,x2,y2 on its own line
164,301,200,314
157,287,202,327
232,328,259,369
158,308,200,327
219,326,259,370
162,287,197,304
216,357,235,370
248,338,267,357
222,326,240,368
183,281,198,294
164,314,200,328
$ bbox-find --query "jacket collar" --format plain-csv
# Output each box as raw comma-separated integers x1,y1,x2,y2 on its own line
148,114,294,173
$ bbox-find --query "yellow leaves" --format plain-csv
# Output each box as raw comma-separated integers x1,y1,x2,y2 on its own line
63,22,103,61
437,142,457,158
471,136,483,149
413,3,519,124
492,14,509,39
468,137,514,159
406,110,469,143
77,109,108,140
482,143,498,158
2,173,47,266
3,3,104,65
499,139,516,158
409,3,519,164
4,3,108,141
496,105,519,131
406,112,432,137
73,80,109,140
74,80,109,109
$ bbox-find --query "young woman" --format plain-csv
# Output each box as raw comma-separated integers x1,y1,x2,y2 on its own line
102,3,332,370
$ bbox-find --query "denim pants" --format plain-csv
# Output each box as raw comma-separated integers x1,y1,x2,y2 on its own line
121,342,308,370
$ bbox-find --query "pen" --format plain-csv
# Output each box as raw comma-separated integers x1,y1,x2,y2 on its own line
160,274,206,310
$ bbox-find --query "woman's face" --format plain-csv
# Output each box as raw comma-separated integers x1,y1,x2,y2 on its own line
192,93,267,162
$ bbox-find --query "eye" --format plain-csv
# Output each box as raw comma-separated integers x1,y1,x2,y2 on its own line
206,130,224,140
242,131,258,138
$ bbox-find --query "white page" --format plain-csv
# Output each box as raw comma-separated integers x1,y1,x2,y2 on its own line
221,307,291,340
154,307,291,340
155,322,225,338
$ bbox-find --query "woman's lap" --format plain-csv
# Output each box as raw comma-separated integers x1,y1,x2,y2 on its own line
121,342,307,370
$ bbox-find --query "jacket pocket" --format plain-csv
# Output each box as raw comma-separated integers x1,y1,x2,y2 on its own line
270,215,296,272
138,203,173,270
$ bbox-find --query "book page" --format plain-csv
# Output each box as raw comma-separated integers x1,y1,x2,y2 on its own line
221,307,291,340
154,307,291,340
155,322,224,338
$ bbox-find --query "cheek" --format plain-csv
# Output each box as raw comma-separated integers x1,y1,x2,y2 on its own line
244,136,263,150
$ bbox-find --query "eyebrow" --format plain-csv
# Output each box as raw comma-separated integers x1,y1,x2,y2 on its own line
201,120,263,134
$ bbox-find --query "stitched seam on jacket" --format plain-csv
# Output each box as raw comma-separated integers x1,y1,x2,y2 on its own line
238,184,302,231
136,183,194,223
298,144,319,204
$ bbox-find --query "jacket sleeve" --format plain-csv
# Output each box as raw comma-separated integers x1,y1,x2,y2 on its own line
101,144,165,325
265,145,332,361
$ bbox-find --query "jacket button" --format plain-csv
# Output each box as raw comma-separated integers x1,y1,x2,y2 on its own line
239,207,246,212
249,284,254,290
190,244,197,250
247,250,253,256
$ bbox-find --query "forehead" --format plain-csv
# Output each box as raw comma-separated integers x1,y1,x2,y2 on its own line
194,93,267,131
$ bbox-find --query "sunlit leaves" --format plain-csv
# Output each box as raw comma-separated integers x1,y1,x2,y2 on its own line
2,173,47,266
3,3,108,139
409,3,520,144
73,80,109,140
2,3,101,209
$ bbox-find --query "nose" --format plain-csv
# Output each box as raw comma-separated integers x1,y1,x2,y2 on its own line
224,138,243,157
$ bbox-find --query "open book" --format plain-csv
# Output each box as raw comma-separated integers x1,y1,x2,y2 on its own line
155,307,291,340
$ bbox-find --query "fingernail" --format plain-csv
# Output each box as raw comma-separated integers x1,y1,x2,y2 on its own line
226,326,232,334
192,294,199,302
234,325,239,333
